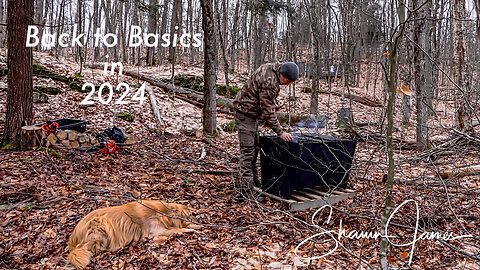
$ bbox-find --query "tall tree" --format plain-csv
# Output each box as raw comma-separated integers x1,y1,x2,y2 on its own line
169,0,182,83
380,0,406,268
34,0,44,51
146,0,158,65
452,0,471,131
93,0,100,61
304,0,321,115
474,0,480,37
3,0,34,146
200,0,218,133
215,0,230,96
0,0,5,47
413,0,429,151
158,0,171,64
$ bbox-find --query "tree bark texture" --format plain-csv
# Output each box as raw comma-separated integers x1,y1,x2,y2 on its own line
34,0,44,51
452,0,471,131
4,0,34,144
413,0,428,151
200,0,218,133
146,0,158,65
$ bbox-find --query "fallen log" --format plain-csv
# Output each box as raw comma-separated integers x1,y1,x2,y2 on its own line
146,85,164,127
440,165,480,179
33,63,84,91
317,88,382,107
85,63,234,111
124,70,234,111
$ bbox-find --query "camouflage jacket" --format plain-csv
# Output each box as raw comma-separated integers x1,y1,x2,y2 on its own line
233,63,284,135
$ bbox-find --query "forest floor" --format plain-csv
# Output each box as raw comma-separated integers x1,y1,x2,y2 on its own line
0,51,479,269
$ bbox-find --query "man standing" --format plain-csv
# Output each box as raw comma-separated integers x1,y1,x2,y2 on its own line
233,62,299,200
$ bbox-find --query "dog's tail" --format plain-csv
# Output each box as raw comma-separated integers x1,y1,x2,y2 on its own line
67,244,92,269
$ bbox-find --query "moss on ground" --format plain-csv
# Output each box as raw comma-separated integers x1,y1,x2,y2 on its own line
33,63,83,92
36,147,62,159
174,75,204,92
216,85,241,99
116,112,135,122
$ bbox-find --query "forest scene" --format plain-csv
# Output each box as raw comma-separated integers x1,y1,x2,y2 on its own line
1,0,480,269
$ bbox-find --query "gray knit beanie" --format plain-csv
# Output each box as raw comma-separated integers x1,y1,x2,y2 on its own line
279,62,299,81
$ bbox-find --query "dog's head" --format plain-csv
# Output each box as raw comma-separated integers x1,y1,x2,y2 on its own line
139,200,197,227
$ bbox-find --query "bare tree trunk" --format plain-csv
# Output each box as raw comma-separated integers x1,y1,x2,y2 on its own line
93,0,100,61
252,14,266,70
413,0,428,151
452,0,471,131
425,1,434,115
401,0,413,126
4,0,34,146
76,0,84,71
200,0,218,133
55,0,66,57
474,0,480,37
229,0,240,73
380,1,406,268
146,0,158,66
245,9,252,72
131,5,139,65
158,0,170,64
169,0,182,82
0,0,5,47
216,0,230,96
34,0,44,51
305,0,320,115
187,0,194,64
119,1,128,62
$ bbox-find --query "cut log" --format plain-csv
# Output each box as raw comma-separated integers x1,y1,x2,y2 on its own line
46,133,58,145
78,134,87,144
66,130,78,141
146,86,164,127
56,130,67,140
440,165,480,179
61,140,71,148
70,141,80,148
20,126,42,150
81,142,91,147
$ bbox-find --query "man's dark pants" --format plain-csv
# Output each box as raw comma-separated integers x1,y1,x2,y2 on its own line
234,111,260,193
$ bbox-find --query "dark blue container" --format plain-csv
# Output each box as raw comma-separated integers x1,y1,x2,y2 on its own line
259,134,356,199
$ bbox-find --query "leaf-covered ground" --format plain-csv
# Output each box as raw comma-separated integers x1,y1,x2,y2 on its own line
1,52,479,269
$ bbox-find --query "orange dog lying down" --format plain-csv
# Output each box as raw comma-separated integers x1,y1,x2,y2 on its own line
67,200,200,269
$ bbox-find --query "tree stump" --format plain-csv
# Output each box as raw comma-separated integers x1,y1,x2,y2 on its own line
20,126,42,150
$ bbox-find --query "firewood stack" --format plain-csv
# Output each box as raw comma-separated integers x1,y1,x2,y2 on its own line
42,130,136,148
20,125,137,150
43,130,100,148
